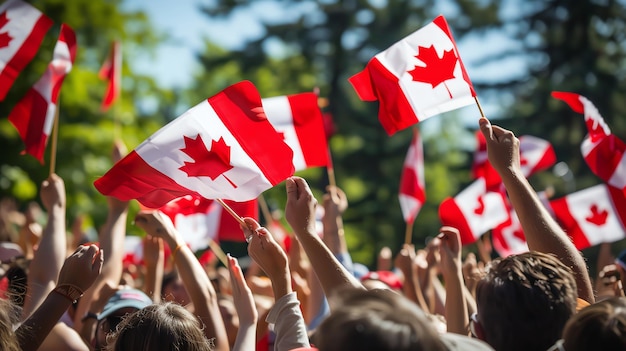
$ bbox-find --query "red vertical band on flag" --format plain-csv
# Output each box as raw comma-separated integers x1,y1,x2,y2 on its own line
288,93,329,167
432,16,475,96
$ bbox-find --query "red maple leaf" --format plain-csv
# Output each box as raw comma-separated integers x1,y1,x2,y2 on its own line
0,12,12,49
474,196,485,215
585,204,609,226
407,45,458,98
179,134,235,185
512,229,526,242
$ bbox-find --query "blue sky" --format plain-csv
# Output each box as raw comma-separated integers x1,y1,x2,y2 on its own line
121,0,526,124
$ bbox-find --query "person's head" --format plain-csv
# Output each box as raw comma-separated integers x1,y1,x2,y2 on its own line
106,302,214,351
314,288,447,351
162,270,190,305
560,297,626,351
95,288,152,350
474,251,577,351
360,270,403,292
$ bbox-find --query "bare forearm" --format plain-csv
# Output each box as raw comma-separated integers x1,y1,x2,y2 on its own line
442,270,468,335
501,170,594,303
293,229,362,299
18,291,73,351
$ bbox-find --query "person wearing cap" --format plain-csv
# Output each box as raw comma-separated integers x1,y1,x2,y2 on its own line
92,287,153,349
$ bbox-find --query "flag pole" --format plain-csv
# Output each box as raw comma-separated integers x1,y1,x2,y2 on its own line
404,220,414,245
257,194,273,224
326,146,337,188
216,198,246,227
474,96,486,119
207,238,228,267
49,96,61,175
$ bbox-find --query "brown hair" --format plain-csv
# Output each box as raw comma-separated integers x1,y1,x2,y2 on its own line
106,302,214,351
0,298,21,351
314,288,447,351
476,251,577,351
562,297,626,351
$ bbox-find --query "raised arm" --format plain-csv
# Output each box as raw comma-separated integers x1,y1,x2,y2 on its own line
480,117,594,303
285,177,362,299
437,226,468,335
228,254,258,351
134,210,229,351
17,244,102,351
21,174,67,320
243,217,310,351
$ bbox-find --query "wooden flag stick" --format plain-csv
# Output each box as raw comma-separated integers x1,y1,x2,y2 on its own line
326,146,337,188
257,194,273,224
216,199,246,227
474,96,486,119
404,221,414,245
207,238,228,267
49,97,61,175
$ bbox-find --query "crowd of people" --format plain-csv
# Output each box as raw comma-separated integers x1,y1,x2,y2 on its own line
0,117,625,350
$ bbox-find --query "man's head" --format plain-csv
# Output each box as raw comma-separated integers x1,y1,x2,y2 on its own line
95,288,152,350
475,251,577,351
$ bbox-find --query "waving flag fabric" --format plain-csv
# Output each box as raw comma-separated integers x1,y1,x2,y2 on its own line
0,0,53,100
472,131,556,191
94,81,295,208
398,127,426,223
550,184,626,250
262,93,329,171
9,24,76,163
349,15,476,135
159,196,258,247
100,41,121,111
552,92,626,192
438,179,510,245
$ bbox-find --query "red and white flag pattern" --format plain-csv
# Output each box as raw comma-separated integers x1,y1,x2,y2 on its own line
398,127,426,223
94,81,295,208
439,179,510,245
552,91,626,192
0,0,53,100
262,93,329,171
349,15,476,135
550,184,626,250
8,24,76,163
100,41,121,111
159,196,258,248
472,131,556,191
491,191,553,258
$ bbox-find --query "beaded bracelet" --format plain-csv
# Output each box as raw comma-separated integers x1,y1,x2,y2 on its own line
52,284,84,303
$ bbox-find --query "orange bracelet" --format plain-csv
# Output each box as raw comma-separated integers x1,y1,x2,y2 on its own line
172,242,184,261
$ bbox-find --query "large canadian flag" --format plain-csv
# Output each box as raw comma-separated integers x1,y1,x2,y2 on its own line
262,92,329,171
100,41,121,111
159,196,258,247
550,184,626,250
0,0,53,100
349,15,476,135
8,24,76,163
94,81,295,208
552,91,626,192
398,127,426,223
472,131,556,191
439,179,510,245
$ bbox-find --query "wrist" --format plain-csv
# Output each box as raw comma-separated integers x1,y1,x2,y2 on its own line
52,283,84,303
81,312,99,323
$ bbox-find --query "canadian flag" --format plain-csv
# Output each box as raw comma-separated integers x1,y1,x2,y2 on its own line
550,184,626,250
349,15,476,135
159,196,258,247
552,92,626,192
438,179,510,245
0,0,53,100
8,24,76,163
472,131,556,191
100,41,121,111
262,93,329,171
491,191,553,258
398,127,426,223
94,81,295,208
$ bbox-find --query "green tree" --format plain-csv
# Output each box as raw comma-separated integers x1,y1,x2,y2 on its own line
0,0,170,234
192,0,501,266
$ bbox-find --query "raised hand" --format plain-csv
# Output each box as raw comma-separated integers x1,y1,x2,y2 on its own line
57,244,103,294
479,117,521,176
40,173,65,212
285,177,317,235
